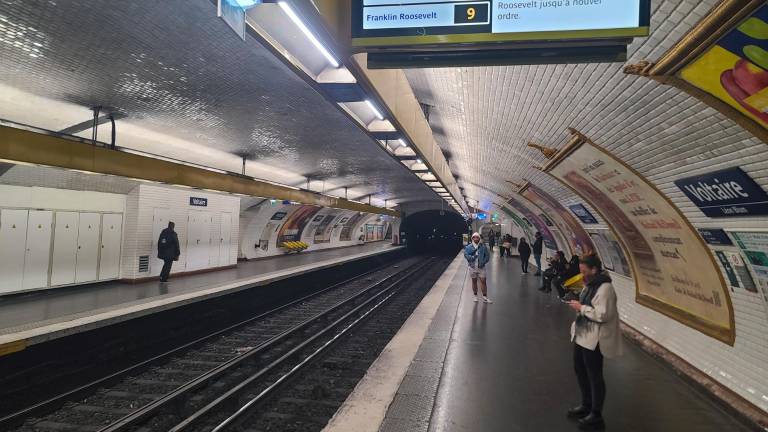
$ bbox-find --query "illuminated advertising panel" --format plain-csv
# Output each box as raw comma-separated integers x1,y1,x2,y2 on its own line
522,184,595,256
680,5,768,130
547,139,734,344
353,0,650,47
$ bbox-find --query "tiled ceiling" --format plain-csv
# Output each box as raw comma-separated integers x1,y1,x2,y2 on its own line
405,0,762,212
0,0,437,206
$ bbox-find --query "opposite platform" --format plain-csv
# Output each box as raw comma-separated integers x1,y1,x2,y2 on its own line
0,242,401,352
328,252,755,432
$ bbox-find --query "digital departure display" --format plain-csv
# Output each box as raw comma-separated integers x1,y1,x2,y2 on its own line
352,0,650,47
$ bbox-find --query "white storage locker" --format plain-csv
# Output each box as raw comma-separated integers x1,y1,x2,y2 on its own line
219,212,232,266
99,213,123,280
50,212,79,286
75,212,101,283
186,210,211,271
0,209,29,293
23,211,53,290
150,208,172,277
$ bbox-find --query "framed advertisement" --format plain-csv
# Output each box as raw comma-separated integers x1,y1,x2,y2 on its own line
523,183,596,256
543,131,734,345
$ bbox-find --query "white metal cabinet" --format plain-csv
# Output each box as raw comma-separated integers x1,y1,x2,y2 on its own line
0,209,29,293
99,213,123,280
75,212,101,283
50,212,79,286
23,211,53,289
219,213,232,266
186,210,211,271
150,208,172,277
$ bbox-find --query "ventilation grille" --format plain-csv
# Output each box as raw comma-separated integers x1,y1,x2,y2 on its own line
138,255,150,273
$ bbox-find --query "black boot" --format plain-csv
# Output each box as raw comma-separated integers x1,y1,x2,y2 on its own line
566,405,591,419
578,413,605,430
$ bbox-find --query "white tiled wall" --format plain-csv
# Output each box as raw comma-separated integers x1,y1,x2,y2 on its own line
120,184,240,279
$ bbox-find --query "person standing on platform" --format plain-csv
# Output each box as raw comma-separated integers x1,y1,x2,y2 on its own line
566,254,622,430
532,232,544,276
488,230,496,252
464,232,492,303
157,221,180,283
501,234,512,258
517,237,531,273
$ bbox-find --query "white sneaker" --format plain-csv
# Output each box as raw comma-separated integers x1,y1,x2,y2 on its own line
473,296,479,302
482,296,492,304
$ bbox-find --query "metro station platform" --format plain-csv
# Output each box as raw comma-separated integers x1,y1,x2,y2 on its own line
326,253,754,432
0,242,401,352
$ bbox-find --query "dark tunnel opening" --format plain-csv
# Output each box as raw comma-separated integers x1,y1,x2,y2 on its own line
402,210,468,255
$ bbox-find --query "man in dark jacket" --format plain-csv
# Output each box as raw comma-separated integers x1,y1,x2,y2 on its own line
532,232,544,276
517,237,532,273
158,221,180,283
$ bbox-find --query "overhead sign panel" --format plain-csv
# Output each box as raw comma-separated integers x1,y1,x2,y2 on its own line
353,0,650,47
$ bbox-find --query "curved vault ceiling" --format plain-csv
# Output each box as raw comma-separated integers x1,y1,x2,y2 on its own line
0,0,438,207
405,0,767,220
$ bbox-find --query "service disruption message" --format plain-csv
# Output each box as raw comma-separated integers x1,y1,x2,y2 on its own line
362,0,641,34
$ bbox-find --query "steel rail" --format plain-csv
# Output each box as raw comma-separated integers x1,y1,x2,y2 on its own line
95,259,427,432
174,258,435,432
0,259,400,429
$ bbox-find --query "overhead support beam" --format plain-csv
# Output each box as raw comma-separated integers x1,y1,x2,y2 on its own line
347,53,468,213
0,125,399,217
396,155,419,161
59,112,126,135
318,83,367,102
369,130,402,141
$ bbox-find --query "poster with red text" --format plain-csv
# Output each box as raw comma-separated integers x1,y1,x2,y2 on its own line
547,140,734,344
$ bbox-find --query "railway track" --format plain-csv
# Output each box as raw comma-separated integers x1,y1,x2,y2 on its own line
1,256,429,432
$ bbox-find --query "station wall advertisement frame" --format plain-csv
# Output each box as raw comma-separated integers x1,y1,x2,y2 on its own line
544,134,735,345
521,183,595,256
352,0,651,47
503,196,558,250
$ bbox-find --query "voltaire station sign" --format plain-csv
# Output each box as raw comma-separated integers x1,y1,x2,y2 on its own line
352,0,650,67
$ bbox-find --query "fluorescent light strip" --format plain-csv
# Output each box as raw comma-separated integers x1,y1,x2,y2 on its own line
398,139,408,147
365,99,384,120
278,1,339,68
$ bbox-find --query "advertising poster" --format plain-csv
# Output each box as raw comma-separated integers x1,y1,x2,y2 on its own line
715,250,740,288
340,212,366,241
547,140,734,344
680,5,768,129
499,206,534,242
731,231,768,301
523,184,596,256
313,213,338,244
276,205,321,244
588,230,632,278
504,197,558,250
727,250,757,292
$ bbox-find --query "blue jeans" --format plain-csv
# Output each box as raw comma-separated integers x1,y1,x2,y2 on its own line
534,254,542,274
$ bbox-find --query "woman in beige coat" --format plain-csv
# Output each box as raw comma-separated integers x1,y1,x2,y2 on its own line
566,254,622,430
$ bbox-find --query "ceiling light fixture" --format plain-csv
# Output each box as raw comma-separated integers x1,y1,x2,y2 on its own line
278,1,339,68
416,159,422,164
365,99,385,120
398,139,407,147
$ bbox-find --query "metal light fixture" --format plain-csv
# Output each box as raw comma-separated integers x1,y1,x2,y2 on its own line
365,99,385,120
278,1,339,68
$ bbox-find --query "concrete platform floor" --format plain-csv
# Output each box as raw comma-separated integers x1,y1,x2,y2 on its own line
427,254,752,432
0,242,398,334
5,248,756,431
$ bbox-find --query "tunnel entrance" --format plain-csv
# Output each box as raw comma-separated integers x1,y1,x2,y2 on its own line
402,210,467,255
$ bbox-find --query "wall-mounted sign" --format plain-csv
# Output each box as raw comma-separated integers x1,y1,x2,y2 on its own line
732,231,768,301
189,197,208,207
674,167,768,217
698,228,734,246
546,137,734,345
680,5,768,130
352,0,650,47
569,203,599,224
270,211,287,221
